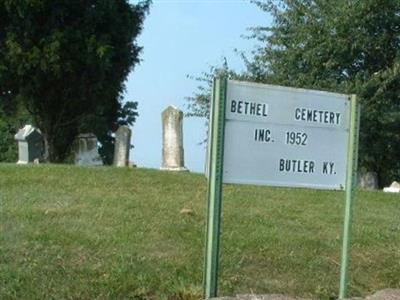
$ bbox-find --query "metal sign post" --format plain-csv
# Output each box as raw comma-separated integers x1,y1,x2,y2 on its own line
203,78,359,299
204,77,227,299
339,95,360,299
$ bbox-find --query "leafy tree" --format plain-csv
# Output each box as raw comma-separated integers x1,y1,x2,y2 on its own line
185,59,249,144
0,114,18,162
186,59,239,120
0,0,149,162
0,98,34,162
188,0,400,186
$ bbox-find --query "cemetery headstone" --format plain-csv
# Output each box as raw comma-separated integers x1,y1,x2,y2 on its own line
161,106,187,171
113,125,132,167
359,171,379,190
14,125,44,164
74,133,103,166
383,181,400,193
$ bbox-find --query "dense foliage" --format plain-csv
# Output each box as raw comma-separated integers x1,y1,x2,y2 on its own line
0,0,149,162
188,0,400,186
0,114,18,162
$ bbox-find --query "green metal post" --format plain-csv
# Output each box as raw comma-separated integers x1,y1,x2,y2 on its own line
203,77,227,299
339,95,360,299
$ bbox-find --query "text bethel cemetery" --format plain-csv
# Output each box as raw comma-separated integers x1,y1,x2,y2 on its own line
230,100,342,125
229,98,342,176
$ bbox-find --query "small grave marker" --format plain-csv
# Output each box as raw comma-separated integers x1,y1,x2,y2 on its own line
161,106,187,171
383,181,400,193
74,133,103,166
14,125,44,164
113,125,132,167
359,171,378,190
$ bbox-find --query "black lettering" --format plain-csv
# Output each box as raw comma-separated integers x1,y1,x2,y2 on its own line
237,101,243,114
291,160,297,172
318,111,324,122
279,159,284,171
329,112,335,124
301,133,307,145
309,161,315,173
323,162,328,174
303,160,309,173
278,159,315,173
297,161,302,173
230,102,269,117
329,162,335,174
295,108,301,120
255,129,272,143
307,109,313,121
262,104,268,116
244,102,249,114
323,161,336,174
258,129,264,141
265,130,271,142
250,103,256,114
231,100,237,113
335,113,341,125
256,104,262,116
324,111,329,123
285,160,290,171
295,108,341,125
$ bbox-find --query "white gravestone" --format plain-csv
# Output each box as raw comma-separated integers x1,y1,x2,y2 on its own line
383,181,400,193
161,106,187,171
113,125,132,167
14,125,44,164
359,171,379,190
74,133,103,166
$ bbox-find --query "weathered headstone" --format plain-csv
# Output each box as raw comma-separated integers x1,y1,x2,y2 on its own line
113,125,132,167
161,106,187,171
383,181,400,193
74,133,103,166
359,171,379,190
14,125,44,164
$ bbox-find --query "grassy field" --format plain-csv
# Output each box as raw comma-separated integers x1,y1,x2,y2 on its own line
0,164,399,300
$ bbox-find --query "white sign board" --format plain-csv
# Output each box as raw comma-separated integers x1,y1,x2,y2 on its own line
223,80,350,190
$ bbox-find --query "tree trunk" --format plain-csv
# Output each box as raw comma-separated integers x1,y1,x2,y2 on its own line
45,132,74,163
42,134,50,162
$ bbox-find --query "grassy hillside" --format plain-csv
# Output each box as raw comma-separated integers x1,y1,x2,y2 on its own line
0,164,399,299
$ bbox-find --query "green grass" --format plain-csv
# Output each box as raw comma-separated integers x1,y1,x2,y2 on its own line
0,164,399,299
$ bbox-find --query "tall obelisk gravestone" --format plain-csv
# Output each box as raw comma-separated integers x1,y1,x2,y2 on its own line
113,125,132,167
161,106,187,171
